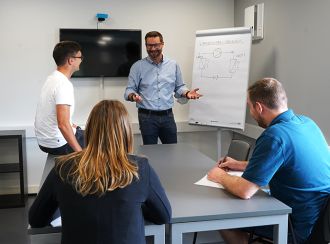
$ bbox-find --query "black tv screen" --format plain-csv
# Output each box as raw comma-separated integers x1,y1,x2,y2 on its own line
60,29,142,77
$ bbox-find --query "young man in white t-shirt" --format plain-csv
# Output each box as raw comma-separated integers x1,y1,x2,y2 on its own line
35,41,84,155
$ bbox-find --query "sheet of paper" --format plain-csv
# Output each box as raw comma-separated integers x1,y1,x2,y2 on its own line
194,171,243,189
51,216,62,227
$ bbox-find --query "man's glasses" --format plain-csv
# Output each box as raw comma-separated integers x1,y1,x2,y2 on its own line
72,56,84,61
145,43,163,49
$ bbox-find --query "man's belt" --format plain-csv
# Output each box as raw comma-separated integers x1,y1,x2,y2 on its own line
138,108,172,116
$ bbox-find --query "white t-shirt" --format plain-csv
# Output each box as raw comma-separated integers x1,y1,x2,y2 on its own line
34,70,76,148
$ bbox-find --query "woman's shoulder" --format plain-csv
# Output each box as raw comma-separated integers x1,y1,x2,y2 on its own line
128,154,150,171
128,154,149,164
54,157,76,176
55,156,75,166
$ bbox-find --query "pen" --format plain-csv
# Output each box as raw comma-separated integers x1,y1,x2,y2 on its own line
218,155,227,167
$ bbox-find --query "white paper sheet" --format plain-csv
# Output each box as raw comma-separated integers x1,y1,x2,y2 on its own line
194,171,243,189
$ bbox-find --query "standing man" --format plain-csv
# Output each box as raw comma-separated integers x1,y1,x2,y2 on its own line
124,31,202,145
35,41,84,155
207,78,330,243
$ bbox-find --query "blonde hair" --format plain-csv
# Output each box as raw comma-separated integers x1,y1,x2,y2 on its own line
56,100,138,196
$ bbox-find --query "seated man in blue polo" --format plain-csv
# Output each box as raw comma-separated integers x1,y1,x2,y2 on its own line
207,78,330,244
124,30,202,145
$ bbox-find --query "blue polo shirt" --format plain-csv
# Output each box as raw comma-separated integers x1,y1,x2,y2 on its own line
242,109,330,241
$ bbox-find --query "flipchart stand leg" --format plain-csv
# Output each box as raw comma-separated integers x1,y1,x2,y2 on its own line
217,129,222,160
217,129,234,159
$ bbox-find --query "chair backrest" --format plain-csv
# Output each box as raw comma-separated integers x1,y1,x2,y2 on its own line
227,139,251,161
306,195,330,244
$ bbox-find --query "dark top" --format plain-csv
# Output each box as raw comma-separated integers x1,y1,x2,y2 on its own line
29,155,171,244
242,109,330,242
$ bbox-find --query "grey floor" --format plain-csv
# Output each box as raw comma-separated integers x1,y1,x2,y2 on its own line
0,195,35,244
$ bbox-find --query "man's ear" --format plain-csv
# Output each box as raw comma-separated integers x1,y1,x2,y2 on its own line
255,102,263,114
67,57,73,65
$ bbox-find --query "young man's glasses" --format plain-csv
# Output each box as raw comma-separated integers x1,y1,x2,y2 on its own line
72,56,84,61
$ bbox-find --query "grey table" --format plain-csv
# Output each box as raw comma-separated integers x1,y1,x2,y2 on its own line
138,144,291,244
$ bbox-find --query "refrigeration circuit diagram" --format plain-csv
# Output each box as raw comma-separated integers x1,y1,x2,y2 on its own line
196,47,246,80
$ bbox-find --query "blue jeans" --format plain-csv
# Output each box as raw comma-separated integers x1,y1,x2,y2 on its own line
39,128,85,155
138,110,177,145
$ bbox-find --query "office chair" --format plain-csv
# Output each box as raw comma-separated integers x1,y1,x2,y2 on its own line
248,195,330,244
227,139,251,161
192,139,251,244
305,195,330,244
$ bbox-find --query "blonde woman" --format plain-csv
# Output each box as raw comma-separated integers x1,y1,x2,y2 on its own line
29,100,171,244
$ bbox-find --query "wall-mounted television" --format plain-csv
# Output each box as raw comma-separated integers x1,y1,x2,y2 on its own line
60,29,142,77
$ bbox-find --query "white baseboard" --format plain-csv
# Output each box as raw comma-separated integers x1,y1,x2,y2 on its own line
28,185,39,194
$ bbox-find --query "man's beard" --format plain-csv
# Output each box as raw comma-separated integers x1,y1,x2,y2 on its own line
256,115,267,128
147,49,162,60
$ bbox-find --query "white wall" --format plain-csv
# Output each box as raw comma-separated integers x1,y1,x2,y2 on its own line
0,0,234,127
234,0,330,142
0,0,234,193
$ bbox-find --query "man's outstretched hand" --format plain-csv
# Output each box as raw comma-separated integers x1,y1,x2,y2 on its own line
187,88,202,99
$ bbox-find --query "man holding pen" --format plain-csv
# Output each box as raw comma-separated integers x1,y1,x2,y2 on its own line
207,78,330,243
217,156,245,172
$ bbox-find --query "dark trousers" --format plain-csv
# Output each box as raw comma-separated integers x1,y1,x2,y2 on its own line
243,224,304,244
39,128,85,155
138,109,177,145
